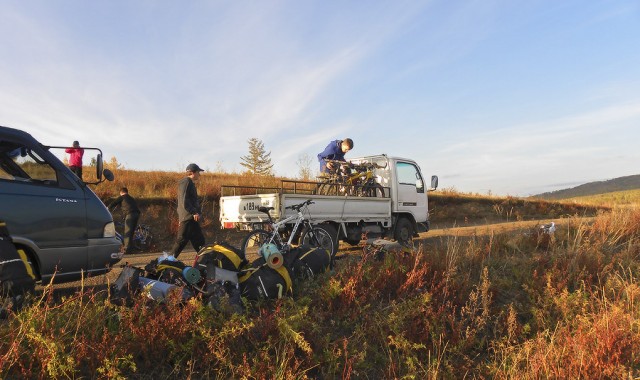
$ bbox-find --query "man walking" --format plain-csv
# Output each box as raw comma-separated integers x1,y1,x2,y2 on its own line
108,187,141,254
170,163,206,258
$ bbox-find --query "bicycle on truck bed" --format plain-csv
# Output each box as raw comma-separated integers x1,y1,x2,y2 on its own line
241,199,337,263
316,159,387,197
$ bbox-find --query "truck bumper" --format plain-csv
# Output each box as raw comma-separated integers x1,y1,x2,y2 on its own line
416,221,430,234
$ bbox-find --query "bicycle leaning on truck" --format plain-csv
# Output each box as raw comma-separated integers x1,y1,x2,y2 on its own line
241,199,337,263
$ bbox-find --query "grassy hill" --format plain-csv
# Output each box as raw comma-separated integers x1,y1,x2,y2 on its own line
99,169,606,251
534,174,640,200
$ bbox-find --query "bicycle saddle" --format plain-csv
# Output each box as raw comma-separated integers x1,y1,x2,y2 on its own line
258,206,274,213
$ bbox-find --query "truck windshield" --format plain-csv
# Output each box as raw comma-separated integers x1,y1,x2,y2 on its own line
0,141,57,184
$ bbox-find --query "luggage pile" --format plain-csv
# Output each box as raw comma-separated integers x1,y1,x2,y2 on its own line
110,241,332,312
0,221,36,318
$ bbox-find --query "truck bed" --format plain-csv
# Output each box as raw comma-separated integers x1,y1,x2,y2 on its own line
219,181,391,228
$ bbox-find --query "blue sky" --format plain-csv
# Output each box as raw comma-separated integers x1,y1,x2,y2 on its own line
1,1,639,196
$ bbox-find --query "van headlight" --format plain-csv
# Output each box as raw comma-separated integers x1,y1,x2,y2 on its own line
103,222,116,238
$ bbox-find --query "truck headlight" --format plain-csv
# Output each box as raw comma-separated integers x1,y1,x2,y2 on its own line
103,222,116,238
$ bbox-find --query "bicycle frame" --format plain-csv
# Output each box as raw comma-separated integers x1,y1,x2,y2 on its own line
262,209,308,250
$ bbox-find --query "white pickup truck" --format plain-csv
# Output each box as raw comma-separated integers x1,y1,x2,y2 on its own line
219,154,438,255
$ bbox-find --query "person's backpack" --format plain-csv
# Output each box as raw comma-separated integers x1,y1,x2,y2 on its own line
0,221,36,316
238,263,293,300
287,245,332,281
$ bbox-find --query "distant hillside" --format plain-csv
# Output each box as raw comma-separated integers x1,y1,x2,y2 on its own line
534,174,640,200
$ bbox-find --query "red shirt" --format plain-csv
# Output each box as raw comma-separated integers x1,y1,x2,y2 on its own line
65,148,84,167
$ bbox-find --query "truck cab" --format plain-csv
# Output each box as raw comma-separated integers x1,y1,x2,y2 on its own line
0,126,122,284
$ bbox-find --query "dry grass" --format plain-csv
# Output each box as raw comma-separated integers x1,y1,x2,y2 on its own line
2,170,638,378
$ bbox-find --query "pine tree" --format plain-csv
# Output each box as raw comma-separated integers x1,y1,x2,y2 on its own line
239,138,274,175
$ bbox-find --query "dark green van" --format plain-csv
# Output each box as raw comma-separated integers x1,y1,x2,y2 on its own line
0,126,122,284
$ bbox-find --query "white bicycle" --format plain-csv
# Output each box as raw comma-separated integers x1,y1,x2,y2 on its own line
241,199,337,263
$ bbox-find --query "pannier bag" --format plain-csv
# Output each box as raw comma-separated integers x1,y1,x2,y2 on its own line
205,261,243,313
0,221,36,313
144,254,198,286
195,242,248,272
110,265,143,306
287,245,332,281
238,264,293,300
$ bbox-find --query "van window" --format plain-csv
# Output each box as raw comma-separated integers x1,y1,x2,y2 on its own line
0,141,58,185
396,162,424,193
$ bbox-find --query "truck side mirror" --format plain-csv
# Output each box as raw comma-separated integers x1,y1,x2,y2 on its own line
429,175,438,191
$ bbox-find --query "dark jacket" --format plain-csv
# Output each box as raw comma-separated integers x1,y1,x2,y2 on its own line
317,139,345,172
176,177,201,222
108,194,140,215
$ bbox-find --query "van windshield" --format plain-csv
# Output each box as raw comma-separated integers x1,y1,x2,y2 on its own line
0,141,58,184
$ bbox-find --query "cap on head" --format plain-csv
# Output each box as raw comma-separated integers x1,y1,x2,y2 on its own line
186,163,204,173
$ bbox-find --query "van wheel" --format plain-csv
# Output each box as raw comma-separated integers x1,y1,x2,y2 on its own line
394,217,414,249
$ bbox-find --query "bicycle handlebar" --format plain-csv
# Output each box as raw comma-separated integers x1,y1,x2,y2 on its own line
285,199,314,211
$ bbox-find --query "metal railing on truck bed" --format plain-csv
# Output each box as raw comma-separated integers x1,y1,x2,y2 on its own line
221,180,320,197
221,180,390,198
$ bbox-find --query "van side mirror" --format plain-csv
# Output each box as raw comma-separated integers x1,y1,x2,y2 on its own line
429,175,438,191
103,169,114,181
95,153,114,183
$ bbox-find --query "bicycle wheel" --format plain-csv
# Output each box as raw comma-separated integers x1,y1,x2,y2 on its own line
241,229,274,263
134,226,153,252
301,224,338,259
317,182,337,196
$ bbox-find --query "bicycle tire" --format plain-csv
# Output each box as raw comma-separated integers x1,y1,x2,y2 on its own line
301,224,338,259
241,229,275,264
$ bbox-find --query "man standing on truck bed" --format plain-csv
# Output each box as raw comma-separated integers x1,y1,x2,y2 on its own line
65,140,84,179
108,187,141,254
317,138,353,173
170,163,206,258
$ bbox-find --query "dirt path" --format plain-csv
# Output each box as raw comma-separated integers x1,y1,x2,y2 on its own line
42,217,584,298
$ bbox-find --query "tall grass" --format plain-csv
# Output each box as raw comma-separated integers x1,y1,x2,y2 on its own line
2,190,638,377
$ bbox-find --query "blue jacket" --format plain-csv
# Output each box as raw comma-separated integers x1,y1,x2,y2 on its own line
317,140,345,172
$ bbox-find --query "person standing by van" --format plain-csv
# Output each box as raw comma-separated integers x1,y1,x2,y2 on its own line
108,187,141,254
65,140,84,179
317,138,353,173
170,163,206,258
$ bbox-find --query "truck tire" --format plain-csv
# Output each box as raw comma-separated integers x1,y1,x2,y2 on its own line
394,217,414,249
302,224,338,259
241,229,273,263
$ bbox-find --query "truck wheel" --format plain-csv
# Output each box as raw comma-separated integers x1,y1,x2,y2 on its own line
302,224,338,259
394,217,414,249
241,229,273,263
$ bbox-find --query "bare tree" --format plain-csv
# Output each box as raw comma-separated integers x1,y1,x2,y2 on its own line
296,153,313,180
239,138,274,175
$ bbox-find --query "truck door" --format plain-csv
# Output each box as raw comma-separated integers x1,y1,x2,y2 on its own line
0,141,88,279
394,161,428,220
